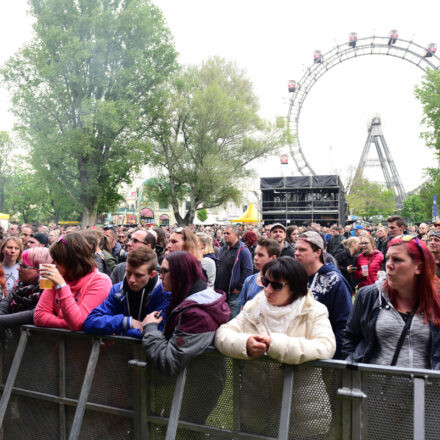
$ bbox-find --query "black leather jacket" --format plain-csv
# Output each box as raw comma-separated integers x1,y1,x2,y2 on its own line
342,284,440,370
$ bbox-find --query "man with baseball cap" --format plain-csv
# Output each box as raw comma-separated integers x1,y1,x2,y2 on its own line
294,231,352,359
427,230,440,277
269,223,295,258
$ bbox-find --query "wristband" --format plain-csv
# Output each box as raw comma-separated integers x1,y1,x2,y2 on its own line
55,283,66,290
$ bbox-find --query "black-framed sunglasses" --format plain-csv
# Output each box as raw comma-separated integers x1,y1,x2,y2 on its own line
261,277,288,292
130,237,147,245
159,267,170,276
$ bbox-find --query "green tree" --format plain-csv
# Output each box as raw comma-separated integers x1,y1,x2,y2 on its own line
415,69,440,157
347,177,395,221
146,57,285,225
2,0,177,225
196,209,208,223
419,168,440,220
0,132,14,212
401,194,426,224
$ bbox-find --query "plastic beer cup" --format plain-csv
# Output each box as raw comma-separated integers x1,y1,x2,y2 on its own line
39,264,55,289
361,265,369,277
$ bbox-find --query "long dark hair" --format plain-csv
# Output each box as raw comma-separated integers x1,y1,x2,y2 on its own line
386,236,440,325
165,251,206,314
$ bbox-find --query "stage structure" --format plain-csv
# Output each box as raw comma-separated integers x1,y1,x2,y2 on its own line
260,175,346,226
355,116,407,209
286,31,439,177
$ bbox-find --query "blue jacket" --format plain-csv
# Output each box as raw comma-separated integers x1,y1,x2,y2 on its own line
84,277,170,338
216,241,253,295
308,263,353,359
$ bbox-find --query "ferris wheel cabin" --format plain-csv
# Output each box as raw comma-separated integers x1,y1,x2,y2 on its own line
288,80,296,93
348,32,358,48
425,43,437,57
313,50,322,64
388,30,398,46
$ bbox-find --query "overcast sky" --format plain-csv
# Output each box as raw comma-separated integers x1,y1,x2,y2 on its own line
1,0,439,192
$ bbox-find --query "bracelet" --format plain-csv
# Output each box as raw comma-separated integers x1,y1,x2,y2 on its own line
55,283,66,290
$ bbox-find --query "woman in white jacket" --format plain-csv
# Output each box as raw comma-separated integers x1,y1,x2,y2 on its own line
215,257,336,438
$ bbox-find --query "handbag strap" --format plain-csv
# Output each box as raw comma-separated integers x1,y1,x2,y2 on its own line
390,301,419,366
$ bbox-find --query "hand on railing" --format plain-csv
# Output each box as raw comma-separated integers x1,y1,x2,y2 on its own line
246,335,271,358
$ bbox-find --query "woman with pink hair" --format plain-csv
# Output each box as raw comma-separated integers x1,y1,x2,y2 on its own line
0,247,52,329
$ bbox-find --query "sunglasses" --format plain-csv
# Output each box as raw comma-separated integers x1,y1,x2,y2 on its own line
260,276,288,291
19,262,38,270
159,267,170,276
130,237,147,245
400,235,424,260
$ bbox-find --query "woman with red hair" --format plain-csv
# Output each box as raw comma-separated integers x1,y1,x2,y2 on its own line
342,235,440,369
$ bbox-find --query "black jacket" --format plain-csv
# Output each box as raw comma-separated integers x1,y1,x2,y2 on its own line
342,284,440,369
333,247,357,293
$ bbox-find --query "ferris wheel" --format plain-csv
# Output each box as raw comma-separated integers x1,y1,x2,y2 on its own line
287,31,440,175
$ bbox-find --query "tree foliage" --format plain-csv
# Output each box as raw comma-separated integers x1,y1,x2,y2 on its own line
415,69,440,157
146,57,285,225
401,194,426,224
419,168,440,221
347,177,395,221
196,209,208,223
2,0,177,225
0,132,13,212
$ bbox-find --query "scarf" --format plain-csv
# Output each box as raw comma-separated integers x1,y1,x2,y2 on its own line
9,280,43,313
258,295,306,334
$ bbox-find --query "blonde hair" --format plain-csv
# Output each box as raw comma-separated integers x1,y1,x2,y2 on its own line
342,236,360,249
196,232,214,254
0,237,23,263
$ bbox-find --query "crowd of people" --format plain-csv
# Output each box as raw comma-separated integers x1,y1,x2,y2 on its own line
0,216,439,429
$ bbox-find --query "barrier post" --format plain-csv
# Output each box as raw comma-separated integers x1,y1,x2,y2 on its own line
413,376,425,440
232,359,241,434
278,365,294,440
0,329,29,427
130,348,148,440
58,335,67,440
165,368,187,440
68,338,101,440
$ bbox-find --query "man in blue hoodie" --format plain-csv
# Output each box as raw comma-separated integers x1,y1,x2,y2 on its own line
84,246,170,338
295,231,352,359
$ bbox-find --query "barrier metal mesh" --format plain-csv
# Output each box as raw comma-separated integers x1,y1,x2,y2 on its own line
3,395,60,439
239,360,283,438
65,406,134,440
425,377,440,439
88,339,135,409
287,365,339,440
364,372,414,440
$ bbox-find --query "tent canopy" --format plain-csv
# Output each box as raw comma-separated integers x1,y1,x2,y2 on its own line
231,202,258,223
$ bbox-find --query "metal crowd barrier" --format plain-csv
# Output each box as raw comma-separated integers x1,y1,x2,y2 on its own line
0,325,439,439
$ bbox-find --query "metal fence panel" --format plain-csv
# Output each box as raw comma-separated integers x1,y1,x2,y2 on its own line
1,327,440,440
363,372,414,440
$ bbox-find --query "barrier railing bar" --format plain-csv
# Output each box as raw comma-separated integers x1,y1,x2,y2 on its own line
131,348,149,440
68,339,101,440
351,370,363,440
0,329,29,427
232,359,241,433
0,385,133,417
59,336,66,440
413,376,425,440
341,368,352,440
165,367,187,440
278,365,294,440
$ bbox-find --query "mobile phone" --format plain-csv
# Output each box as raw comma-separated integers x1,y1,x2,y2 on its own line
351,267,358,270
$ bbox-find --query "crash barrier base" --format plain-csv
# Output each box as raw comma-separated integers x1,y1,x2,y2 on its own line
0,326,438,440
